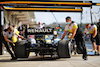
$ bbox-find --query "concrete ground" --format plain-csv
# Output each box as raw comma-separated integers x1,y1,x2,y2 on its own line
0,52,100,67
0,43,100,67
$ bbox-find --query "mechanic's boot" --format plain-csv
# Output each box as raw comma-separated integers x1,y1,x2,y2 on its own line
82,55,88,60
11,57,17,60
92,50,97,55
83,57,88,60
96,52,100,56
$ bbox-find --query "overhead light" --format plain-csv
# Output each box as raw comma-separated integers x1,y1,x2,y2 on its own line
0,1,92,6
3,6,82,12
97,3,100,6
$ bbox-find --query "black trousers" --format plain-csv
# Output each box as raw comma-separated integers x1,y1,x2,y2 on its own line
91,33,100,45
2,34,15,58
75,35,87,57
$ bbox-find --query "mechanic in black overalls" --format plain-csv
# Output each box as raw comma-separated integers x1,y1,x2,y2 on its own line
3,26,25,60
1,26,16,60
61,16,87,60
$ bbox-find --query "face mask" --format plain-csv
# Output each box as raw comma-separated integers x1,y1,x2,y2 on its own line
88,27,91,30
66,22,70,25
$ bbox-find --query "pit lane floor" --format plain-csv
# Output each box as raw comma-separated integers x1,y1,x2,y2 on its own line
0,43,100,67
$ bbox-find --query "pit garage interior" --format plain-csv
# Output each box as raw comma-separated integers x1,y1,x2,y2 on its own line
3,11,36,29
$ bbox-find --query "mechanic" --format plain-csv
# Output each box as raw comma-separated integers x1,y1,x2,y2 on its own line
36,22,41,29
97,19,100,34
61,16,87,60
84,24,100,55
12,25,19,45
3,26,26,60
21,26,26,38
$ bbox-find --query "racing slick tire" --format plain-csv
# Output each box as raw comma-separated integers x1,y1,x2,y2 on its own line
58,40,72,58
15,40,30,58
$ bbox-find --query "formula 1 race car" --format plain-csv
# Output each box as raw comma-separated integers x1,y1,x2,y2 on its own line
14,28,73,59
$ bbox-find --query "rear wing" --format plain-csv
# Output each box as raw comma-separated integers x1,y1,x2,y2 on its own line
26,28,57,35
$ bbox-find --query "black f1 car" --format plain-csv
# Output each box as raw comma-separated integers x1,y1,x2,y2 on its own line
14,28,72,59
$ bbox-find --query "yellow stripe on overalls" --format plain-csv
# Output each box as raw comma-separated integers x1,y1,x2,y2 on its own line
12,30,19,46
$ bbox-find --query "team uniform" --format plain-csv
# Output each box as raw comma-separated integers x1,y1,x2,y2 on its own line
65,22,78,33
4,31,16,58
12,28,20,45
85,25,100,45
65,21,87,58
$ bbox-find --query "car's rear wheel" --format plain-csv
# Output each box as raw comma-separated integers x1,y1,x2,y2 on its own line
15,40,30,58
58,40,72,58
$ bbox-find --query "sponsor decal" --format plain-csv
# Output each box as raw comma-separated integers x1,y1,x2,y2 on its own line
27,28,54,35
